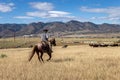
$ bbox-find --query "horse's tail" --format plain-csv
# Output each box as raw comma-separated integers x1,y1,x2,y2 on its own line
28,45,38,61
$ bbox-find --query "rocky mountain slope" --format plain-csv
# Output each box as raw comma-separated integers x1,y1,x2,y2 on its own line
0,20,120,37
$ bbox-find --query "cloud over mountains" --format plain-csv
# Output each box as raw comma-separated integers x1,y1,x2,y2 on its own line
0,3,14,12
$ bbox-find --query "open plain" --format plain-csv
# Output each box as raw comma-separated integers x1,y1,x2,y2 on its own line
0,43,120,80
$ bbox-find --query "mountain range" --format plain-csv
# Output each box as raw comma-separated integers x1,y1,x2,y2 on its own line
0,20,120,37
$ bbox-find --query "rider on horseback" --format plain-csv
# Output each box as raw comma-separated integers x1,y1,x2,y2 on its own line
41,29,53,53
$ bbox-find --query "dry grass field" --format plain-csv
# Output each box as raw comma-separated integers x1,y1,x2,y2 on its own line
0,45,120,80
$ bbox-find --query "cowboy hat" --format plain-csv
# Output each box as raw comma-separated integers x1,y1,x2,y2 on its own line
43,29,48,32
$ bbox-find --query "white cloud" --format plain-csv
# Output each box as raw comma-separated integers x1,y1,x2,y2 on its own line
27,11,49,18
80,6,105,13
16,2,75,22
29,2,54,11
80,6,120,17
27,10,71,18
8,3,14,6
48,11,70,17
91,16,120,21
49,11,70,15
80,6,120,21
14,16,34,19
0,3,14,12
28,2,74,20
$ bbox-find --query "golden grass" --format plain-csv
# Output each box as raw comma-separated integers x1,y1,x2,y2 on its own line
0,37,120,48
0,45,120,80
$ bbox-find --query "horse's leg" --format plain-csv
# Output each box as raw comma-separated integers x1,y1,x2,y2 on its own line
40,51,44,62
50,44,52,50
28,45,37,61
50,42,52,49
49,43,53,53
28,51,35,61
47,52,52,61
36,51,41,62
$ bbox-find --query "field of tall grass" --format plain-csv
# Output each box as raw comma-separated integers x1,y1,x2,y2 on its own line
0,37,119,48
0,37,120,80
0,45,120,80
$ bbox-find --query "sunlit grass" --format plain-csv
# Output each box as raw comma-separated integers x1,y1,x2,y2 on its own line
0,45,120,80
0,37,119,48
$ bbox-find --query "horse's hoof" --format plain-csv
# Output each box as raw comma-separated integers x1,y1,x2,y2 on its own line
47,59,50,61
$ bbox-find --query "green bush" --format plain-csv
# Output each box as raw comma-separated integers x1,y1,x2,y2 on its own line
0,54,7,58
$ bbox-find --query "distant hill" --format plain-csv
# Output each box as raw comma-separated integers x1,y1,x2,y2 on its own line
0,20,120,37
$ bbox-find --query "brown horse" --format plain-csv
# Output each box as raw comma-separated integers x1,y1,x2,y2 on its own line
49,38,56,48
28,38,56,62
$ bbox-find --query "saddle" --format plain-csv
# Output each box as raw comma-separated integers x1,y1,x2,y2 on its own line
41,41,49,51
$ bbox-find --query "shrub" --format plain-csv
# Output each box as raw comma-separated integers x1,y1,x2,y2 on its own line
0,54,7,58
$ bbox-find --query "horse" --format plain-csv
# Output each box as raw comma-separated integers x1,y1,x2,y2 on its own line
49,38,56,49
28,38,56,62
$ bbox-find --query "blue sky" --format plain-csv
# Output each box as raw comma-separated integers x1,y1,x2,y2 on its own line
0,0,120,24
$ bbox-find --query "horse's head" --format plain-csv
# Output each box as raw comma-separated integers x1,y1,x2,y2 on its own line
49,38,56,46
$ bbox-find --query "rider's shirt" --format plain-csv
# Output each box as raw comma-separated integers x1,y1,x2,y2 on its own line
41,33,49,42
